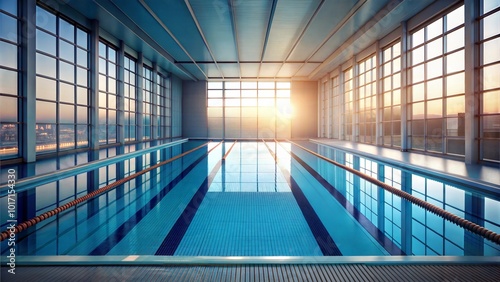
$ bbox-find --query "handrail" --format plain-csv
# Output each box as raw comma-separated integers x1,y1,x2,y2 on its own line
222,141,237,161
281,139,500,245
0,141,223,242
0,139,189,196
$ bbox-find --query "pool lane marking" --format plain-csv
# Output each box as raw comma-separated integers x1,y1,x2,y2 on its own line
89,141,222,255
263,140,342,256
222,141,237,161
155,143,225,255
282,143,405,255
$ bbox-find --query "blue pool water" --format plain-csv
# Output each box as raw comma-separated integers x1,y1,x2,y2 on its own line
1,140,499,256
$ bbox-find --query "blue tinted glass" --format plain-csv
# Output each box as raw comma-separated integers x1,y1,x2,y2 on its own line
0,40,17,68
36,29,56,55
0,0,17,15
36,6,56,33
0,13,17,43
59,18,74,42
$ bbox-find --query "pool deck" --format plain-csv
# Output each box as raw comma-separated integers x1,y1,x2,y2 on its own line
309,138,500,194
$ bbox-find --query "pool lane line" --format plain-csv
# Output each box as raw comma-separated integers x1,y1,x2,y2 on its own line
222,141,237,161
88,141,222,255
0,141,212,242
275,141,404,255
263,140,342,256
285,140,500,246
155,142,225,255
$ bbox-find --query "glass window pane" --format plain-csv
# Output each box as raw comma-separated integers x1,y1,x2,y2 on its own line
446,72,465,96
0,95,17,122
59,18,74,42
412,46,424,65
258,81,274,89
59,61,74,83
77,86,88,105
36,76,56,100
483,37,500,65
225,90,240,98
77,106,87,124
427,78,443,100
36,29,56,56
36,6,56,33
427,38,443,59
77,66,87,86
412,83,425,102
241,81,257,89
446,5,464,31
59,39,74,63
36,101,56,123
446,27,464,52
427,58,443,79
412,102,424,119
412,64,424,83
0,1,17,15
446,50,464,73
208,99,222,107
276,82,290,89
59,103,74,123
36,53,56,77
60,82,74,104
76,28,87,48
208,81,222,89
427,99,443,118
225,81,240,89
0,41,17,68
427,18,443,39
483,90,500,114
483,0,500,14
208,90,222,98
483,12,500,40
483,64,500,90
412,28,424,47
0,68,17,95
446,96,465,117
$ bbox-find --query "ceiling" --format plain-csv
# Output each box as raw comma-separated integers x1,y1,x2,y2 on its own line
63,0,435,81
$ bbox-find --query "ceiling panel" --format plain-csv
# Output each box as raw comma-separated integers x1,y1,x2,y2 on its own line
196,63,222,78
188,0,238,62
142,0,213,61
240,63,261,77
263,0,321,61
288,0,361,61
218,63,241,78
276,63,303,77
234,0,273,61
259,63,282,77
309,0,391,62
180,63,208,80
294,63,321,77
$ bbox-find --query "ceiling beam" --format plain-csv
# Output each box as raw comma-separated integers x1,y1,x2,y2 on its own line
291,0,367,78
228,0,242,79
258,0,279,78
308,0,404,79
184,0,225,79
139,0,208,80
274,0,325,78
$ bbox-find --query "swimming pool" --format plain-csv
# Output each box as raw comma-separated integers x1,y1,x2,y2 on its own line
1,140,499,257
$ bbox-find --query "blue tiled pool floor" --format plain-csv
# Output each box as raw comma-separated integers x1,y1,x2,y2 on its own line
175,192,323,256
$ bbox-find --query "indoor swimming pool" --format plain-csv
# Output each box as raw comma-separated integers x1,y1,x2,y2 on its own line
1,140,499,257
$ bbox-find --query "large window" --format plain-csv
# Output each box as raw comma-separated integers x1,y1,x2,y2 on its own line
343,68,354,141
157,73,171,138
207,81,291,139
382,41,402,147
123,55,137,142
408,5,465,154
479,1,500,162
320,81,327,138
98,40,117,144
0,1,19,158
142,66,154,140
357,55,377,144
36,5,90,153
331,76,340,139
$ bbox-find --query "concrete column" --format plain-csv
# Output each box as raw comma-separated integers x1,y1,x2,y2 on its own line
400,21,409,151
89,20,99,150
21,0,37,162
116,41,125,145
464,0,479,164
